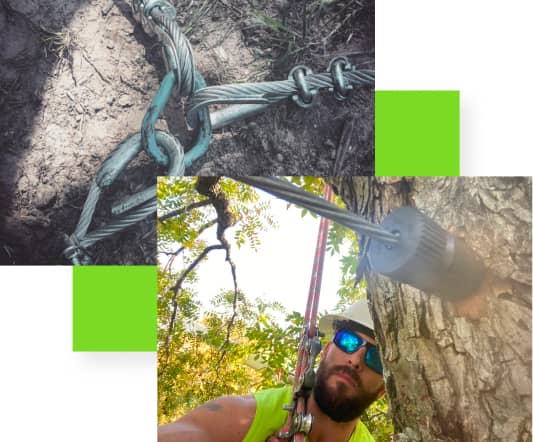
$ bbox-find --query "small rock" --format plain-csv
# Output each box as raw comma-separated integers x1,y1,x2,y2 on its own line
317,159,330,171
25,173,40,189
93,100,106,113
19,214,46,228
199,161,215,169
197,161,215,176
276,153,284,162
325,138,336,149
17,176,29,191
107,96,115,105
34,185,57,209
117,95,132,107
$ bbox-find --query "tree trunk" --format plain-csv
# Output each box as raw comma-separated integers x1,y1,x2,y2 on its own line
328,177,531,442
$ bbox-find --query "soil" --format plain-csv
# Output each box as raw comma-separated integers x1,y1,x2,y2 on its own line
0,0,374,264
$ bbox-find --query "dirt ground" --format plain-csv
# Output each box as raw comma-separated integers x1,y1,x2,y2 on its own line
0,0,374,264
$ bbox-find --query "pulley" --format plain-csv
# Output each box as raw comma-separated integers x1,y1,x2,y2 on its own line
368,207,486,300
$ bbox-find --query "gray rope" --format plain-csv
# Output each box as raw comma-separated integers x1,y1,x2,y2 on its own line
186,69,374,116
77,197,157,249
234,177,399,245
64,131,184,264
72,182,101,240
150,6,195,97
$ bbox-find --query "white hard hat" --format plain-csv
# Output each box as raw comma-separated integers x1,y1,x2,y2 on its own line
319,299,375,341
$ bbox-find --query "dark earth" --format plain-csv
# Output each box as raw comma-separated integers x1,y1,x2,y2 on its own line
0,0,374,264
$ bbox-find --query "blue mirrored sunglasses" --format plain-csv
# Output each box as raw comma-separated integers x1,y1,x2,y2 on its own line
333,329,383,375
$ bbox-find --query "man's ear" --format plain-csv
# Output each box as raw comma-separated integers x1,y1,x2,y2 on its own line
322,341,333,358
376,384,386,399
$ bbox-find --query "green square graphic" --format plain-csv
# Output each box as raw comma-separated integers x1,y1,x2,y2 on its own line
375,91,460,176
73,266,157,351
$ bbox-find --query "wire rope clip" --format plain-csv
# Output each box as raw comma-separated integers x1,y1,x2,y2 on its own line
327,56,354,101
289,65,318,108
368,207,486,300
63,234,92,265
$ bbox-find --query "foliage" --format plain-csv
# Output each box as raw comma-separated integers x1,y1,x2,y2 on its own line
362,397,395,441
158,177,277,258
158,266,302,423
158,176,290,423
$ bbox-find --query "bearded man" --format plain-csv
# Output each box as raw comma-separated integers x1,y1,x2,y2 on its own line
159,300,385,442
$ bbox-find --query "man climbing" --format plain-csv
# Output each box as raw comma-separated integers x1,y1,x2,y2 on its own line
159,299,385,442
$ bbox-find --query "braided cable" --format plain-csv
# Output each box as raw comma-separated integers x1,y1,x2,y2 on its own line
234,177,399,245
72,182,101,240
186,69,374,116
78,197,157,250
150,7,195,97
64,131,184,264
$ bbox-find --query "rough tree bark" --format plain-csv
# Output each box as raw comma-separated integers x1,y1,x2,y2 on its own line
328,177,531,442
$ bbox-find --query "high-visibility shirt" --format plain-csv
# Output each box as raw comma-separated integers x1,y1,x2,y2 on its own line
243,386,375,442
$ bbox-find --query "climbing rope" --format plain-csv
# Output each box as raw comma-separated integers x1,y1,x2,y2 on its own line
64,0,375,264
269,185,333,441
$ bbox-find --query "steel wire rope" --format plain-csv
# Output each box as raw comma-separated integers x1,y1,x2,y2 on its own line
64,131,184,264
149,6,195,97
234,177,398,245
185,70,375,116
77,197,157,249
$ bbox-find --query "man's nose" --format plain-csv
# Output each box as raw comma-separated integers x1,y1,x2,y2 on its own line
348,345,367,371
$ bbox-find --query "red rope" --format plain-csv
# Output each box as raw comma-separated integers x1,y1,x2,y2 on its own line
271,184,333,441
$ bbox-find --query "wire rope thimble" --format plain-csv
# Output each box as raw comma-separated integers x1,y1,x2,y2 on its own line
111,130,186,216
289,65,318,108
327,56,354,101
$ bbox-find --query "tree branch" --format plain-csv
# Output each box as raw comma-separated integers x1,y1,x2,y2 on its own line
161,218,218,260
163,178,241,370
164,243,225,363
159,198,214,222
215,233,239,367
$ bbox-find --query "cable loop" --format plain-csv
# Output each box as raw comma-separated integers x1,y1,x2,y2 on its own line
63,234,92,265
68,2,375,263
64,131,184,264
289,65,318,108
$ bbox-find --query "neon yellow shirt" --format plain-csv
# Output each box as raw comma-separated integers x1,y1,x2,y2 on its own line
243,386,375,442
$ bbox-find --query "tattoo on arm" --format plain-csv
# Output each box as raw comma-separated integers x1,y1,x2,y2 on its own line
202,402,222,412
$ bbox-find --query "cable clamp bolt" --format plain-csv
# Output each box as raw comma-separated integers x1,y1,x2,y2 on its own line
289,65,318,108
328,56,354,101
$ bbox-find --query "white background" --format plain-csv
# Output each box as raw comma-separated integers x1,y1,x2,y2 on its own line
376,0,533,174
1,1,532,441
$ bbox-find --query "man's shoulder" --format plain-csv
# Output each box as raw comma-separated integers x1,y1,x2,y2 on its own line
351,420,375,442
244,386,292,442
253,385,291,402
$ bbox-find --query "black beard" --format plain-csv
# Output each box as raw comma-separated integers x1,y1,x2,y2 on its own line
313,364,380,422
